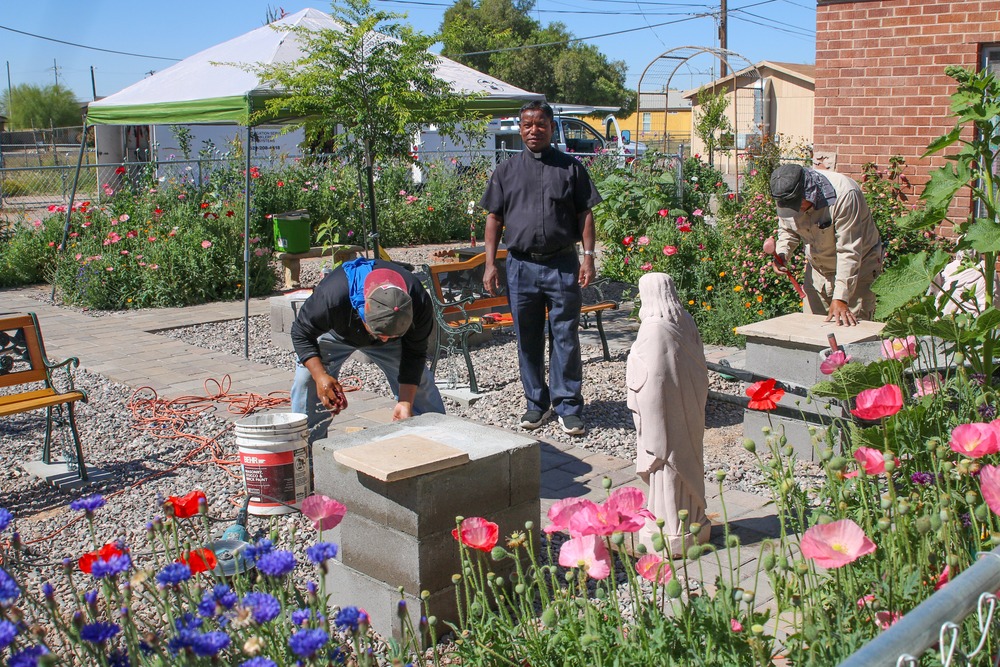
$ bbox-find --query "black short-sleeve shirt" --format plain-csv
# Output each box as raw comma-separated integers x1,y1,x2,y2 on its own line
479,149,602,254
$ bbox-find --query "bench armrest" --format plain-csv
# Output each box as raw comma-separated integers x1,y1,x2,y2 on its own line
45,356,81,394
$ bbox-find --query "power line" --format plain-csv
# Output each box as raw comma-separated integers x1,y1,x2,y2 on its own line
730,9,814,37
0,24,181,62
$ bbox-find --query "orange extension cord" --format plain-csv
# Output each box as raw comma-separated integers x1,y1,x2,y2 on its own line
14,373,364,550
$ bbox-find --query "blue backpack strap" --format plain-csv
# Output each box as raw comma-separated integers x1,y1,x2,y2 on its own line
341,257,376,321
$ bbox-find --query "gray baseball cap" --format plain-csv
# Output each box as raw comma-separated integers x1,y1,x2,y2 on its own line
770,164,805,217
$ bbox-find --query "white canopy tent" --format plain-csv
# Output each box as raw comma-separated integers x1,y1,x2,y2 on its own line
64,8,542,356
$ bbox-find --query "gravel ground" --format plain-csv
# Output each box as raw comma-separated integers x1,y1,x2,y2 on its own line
0,244,816,655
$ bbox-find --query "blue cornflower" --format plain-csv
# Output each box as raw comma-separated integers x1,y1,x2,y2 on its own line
335,606,361,632
176,613,203,632
70,494,106,514
242,538,274,562
256,550,296,577
240,658,277,667
306,580,318,595
192,631,230,657
167,615,202,654
107,649,130,667
0,567,21,606
40,582,54,600
242,592,281,624
291,608,311,626
156,563,191,587
307,542,339,564
289,628,329,658
84,590,99,607
9,644,48,667
198,584,238,618
91,553,132,579
0,508,12,532
80,622,120,644
0,619,18,649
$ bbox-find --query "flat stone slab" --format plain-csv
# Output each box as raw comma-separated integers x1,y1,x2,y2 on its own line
736,312,884,348
435,382,485,406
333,435,469,482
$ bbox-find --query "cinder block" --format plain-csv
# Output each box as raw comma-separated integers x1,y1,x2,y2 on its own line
269,294,310,350
742,410,838,463
510,444,541,506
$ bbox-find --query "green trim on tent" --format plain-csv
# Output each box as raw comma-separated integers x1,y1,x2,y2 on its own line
87,96,252,125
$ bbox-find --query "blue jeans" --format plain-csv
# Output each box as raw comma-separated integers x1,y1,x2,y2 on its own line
506,251,584,417
291,332,445,440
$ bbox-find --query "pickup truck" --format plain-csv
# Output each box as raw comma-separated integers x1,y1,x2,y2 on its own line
488,113,647,160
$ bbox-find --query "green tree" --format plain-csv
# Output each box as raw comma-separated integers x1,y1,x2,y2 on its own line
693,88,731,167
248,0,486,255
1,83,82,129
440,0,633,111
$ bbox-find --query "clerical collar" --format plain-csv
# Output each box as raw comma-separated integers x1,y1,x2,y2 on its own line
529,150,543,159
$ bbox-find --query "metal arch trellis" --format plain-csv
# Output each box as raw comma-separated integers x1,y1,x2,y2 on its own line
635,46,761,184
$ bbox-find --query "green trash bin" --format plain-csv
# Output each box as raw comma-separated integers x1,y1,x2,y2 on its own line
272,209,311,254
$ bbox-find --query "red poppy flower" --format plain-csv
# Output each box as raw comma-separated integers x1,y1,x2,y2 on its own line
114,166,126,175
178,548,217,574
276,180,285,187
79,542,125,573
747,378,784,411
200,202,209,209
226,210,235,217
164,490,207,519
452,517,499,553
623,236,634,247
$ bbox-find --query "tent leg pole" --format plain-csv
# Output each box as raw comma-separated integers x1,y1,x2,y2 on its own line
51,125,89,303
244,126,251,360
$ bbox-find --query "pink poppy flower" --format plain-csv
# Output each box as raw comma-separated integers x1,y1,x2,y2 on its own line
850,384,903,421
935,565,950,591
300,494,347,531
676,216,687,226
636,554,672,584
558,535,611,579
452,517,499,553
201,240,212,249
949,422,1000,458
640,262,652,271
845,447,897,478
799,519,876,569
693,208,703,216
912,373,941,398
543,497,589,534
875,611,901,629
567,499,617,537
603,487,653,533
820,350,852,375
658,209,669,217
637,236,650,246
119,214,129,223
881,335,917,360
663,245,678,256
979,465,1000,516
730,619,743,632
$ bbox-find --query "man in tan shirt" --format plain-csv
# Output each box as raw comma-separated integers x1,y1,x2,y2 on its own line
770,164,883,326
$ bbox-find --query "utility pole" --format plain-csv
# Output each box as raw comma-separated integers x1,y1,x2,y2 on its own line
5,61,12,118
52,58,60,86
719,0,728,77
90,66,97,100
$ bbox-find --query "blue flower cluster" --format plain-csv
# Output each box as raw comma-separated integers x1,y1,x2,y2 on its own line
69,494,106,514
242,592,281,624
198,584,239,618
288,628,329,658
335,606,361,632
256,550,296,577
306,542,339,564
80,622,120,644
167,614,230,658
155,563,191,587
291,608,324,626
0,567,21,606
0,507,12,532
242,538,274,562
0,620,18,649
239,658,277,667
91,553,132,579
8,644,48,667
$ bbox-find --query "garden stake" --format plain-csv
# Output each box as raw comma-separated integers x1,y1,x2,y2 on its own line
762,236,806,299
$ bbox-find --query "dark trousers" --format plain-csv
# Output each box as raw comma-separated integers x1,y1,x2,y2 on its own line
506,251,584,417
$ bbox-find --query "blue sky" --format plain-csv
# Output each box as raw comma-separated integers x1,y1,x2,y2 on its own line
0,0,815,104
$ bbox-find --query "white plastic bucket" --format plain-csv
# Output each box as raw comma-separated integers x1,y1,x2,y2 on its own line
235,413,312,516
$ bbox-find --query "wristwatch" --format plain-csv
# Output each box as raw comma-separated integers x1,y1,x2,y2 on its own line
583,250,596,256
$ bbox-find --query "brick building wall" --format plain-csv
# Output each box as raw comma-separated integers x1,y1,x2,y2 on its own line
815,0,1000,226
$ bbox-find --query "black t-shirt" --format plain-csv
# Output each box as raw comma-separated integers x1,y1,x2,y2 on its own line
479,149,602,254
290,260,433,387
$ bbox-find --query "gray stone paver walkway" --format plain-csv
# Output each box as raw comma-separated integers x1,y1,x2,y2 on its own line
1,283,781,611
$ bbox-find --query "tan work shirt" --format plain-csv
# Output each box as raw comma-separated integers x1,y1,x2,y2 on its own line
775,169,882,304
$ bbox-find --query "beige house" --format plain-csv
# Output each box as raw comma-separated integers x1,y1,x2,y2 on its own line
684,61,815,173
588,90,692,154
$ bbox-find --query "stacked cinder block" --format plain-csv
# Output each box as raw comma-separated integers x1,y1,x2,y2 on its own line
311,413,540,640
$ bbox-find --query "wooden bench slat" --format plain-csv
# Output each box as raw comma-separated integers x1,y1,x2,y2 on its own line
0,391,85,417
0,387,56,406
